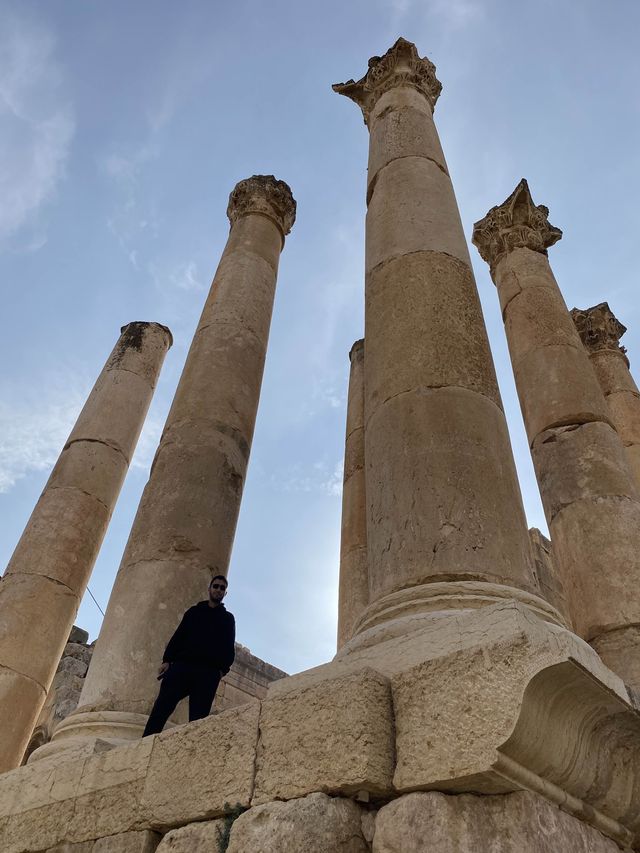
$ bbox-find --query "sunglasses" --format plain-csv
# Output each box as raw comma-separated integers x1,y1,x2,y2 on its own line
210,583,226,590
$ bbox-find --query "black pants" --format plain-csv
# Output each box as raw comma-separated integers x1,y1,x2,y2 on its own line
143,662,221,737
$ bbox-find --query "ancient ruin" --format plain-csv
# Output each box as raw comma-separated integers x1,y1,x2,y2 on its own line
1,36,640,852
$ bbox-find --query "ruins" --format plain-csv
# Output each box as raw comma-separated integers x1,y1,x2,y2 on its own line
1,36,640,852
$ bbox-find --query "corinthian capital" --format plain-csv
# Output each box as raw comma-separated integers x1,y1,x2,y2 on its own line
571,303,628,361
227,175,296,239
472,179,562,274
332,37,442,125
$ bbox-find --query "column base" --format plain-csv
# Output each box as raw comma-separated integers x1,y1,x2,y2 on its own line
342,580,566,656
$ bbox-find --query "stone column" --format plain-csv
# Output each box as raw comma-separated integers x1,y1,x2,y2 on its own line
572,303,640,489
0,322,172,772
473,179,640,687
333,39,556,643
45,176,296,754
337,339,368,650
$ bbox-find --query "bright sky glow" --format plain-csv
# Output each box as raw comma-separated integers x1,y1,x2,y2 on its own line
1,0,639,675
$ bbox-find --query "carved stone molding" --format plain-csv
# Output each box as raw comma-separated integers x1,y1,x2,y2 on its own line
472,179,562,275
227,175,296,238
333,37,442,125
571,302,628,362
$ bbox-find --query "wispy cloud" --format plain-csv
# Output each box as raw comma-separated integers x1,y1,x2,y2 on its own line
275,458,344,497
0,380,87,492
0,7,74,247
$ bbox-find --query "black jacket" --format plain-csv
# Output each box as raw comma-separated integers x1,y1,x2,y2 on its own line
162,601,236,674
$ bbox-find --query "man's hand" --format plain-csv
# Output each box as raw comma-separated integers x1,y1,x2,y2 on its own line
158,662,170,678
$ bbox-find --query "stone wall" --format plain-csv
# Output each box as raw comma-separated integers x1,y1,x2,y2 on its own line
21,627,287,764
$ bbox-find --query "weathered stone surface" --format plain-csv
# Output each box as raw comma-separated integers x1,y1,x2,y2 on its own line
528,528,567,621
155,821,226,853
228,793,369,853
0,665,47,769
591,626,640,692
365,252,501,408
366,157,471,271
365,387,537,603
531,421,638,524
254,668,394,803
140,702,260,827
550,496,640,642
372,791,621,852
92,830,161,853
45,842,93,852
338,339,368,649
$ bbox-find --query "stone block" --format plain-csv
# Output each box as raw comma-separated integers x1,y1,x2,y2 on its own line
365,251,501,408
364,387,536,601
4,486,110,595
45,842,93,853
253,667,394,804
46,440,127,509
531,421,636,524
0,753,85,819
92,830,161,853
550,495,640,642
1,798,77,853
365,156,471,271
513,343,612,443
368,102,447,190
372,791,621,852
0,665,46,771
140,702,260,828
227,793,369,853
155,821,226,852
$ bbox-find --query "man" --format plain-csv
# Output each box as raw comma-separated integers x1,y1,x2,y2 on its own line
142,575,235,736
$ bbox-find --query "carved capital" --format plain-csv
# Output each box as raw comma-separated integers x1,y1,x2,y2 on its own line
227,175,296,239
332,37,442,125
571,303,628,362
472,179,562,275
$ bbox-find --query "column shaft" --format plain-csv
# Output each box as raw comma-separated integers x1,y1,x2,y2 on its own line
572,303,640,489
47,176,296,750
473,181,640,688
337,339,368,650
334,40,546,638
0,322,171,772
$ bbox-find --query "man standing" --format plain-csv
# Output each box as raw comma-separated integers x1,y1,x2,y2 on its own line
142,575,235,736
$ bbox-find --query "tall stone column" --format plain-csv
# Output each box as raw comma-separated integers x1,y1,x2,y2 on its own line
333,39,556,643
572,303,640,489
0,322,172,772
473,179,640,688
337,339,368,649
45,176,296,754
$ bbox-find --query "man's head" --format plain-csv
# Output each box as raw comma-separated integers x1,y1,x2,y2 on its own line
208,574,228,606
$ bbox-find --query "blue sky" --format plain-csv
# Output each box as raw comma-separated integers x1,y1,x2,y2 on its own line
1,0,639,675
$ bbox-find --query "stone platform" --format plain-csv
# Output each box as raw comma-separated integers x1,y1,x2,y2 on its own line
1,602,639,851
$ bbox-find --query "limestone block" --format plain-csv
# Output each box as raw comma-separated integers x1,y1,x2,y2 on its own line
365,157,471,271
224,211,283,273
365,252,501,409
590,348,639,395
155,821,226,852
0,574,78,685
58,656,89,678
493,246,556,314
92,830,161,853
227,793,369,853
0,666,46,770
253,668,394,804
550,496,640,641
5,486,110,594
591,626,640,692
45,842,93,852
513,343,612,443
1,798,76,853
0,753,85,820
46,441,127,509
365,387,536,602
372,791,621,852
528,529,567,622
500,269,579,361
66,370,157,462
531,421,637,524
367,104,448,193
607,389,640,444
140,702,260,828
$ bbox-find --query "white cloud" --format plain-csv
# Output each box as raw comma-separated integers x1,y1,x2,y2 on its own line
275,458,344,497
0,8,74,246
0,381,87,493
